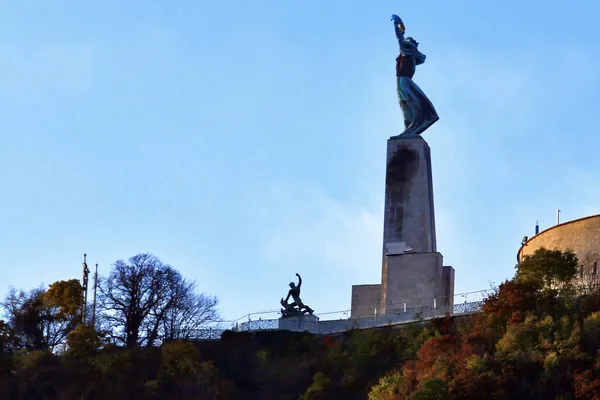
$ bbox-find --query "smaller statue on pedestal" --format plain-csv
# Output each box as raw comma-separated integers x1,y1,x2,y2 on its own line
280,273,314,318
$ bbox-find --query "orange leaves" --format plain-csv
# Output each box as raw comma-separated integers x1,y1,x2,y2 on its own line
44,279,83,320
482,280,541,319
322,335,339,349
414,334,461,382
573,369,600,400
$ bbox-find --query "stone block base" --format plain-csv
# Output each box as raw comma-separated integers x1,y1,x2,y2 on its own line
278,315,319,332
351,284,382,319
381,252,444,315
442,266,455,312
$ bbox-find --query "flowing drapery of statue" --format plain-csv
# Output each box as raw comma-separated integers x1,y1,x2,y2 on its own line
280,273,314,318
391,14,439,137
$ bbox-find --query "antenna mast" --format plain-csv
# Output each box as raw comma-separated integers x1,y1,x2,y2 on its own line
82,254,90,324
91,263,98,328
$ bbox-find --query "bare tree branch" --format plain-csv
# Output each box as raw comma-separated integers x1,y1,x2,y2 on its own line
98,253,219,347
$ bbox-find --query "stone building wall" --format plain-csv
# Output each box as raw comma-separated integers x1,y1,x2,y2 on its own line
518,214,600,291
351,284,381,318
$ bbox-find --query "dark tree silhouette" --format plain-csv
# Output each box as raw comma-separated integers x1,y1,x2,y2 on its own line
1,284,80,351
98,253,218,347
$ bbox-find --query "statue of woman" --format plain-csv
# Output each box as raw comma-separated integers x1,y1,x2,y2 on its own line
391,14,439,136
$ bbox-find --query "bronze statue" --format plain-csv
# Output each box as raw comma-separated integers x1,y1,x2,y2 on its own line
391,14,439,137
280,273,314,317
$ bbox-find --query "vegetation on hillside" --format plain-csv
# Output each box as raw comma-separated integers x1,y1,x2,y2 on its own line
1,248,599,399
368,248,600,400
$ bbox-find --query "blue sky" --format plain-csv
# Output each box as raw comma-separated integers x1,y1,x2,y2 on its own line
1,1,600,323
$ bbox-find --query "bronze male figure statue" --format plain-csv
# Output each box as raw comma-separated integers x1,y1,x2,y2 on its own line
280,273,314,317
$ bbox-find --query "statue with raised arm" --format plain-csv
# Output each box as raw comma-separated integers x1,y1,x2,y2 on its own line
391,14,439,137
280,273,314,318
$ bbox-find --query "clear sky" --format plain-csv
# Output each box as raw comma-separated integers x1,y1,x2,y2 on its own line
1,1,600,323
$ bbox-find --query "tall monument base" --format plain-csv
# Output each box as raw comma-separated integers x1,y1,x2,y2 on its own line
351,134,455,318
383,134,436,254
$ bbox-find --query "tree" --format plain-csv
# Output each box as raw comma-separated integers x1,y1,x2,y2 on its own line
300,372,333,400
65,324,106,358
516,248,579,295
413,378,450,400
1,283,81,352
160,289,218,342
368,373,411,400
98,253,218,348
577,252,600,295
0,320,18,353
44,279,83,321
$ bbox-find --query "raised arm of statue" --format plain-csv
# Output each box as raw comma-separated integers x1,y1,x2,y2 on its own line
391,14,406,45
296,273,302,289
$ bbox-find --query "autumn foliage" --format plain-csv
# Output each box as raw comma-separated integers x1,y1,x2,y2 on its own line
368,248,600,399
1,248,599,399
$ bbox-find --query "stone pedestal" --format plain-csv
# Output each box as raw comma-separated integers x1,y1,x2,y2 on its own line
349,134,455,319
380,252,444,315
383,134,437,254
378,135,445,316
278,315,319,332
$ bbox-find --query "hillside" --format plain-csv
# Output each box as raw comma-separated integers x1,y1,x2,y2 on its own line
1,248,600,399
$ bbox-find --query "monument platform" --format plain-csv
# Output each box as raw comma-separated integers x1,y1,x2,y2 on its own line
278,315,319,332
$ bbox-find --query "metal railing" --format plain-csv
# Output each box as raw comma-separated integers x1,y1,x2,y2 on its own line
453,300,485,314
236,318,279,332
186,328,226,340
186,299,486,340
184,289,495,340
